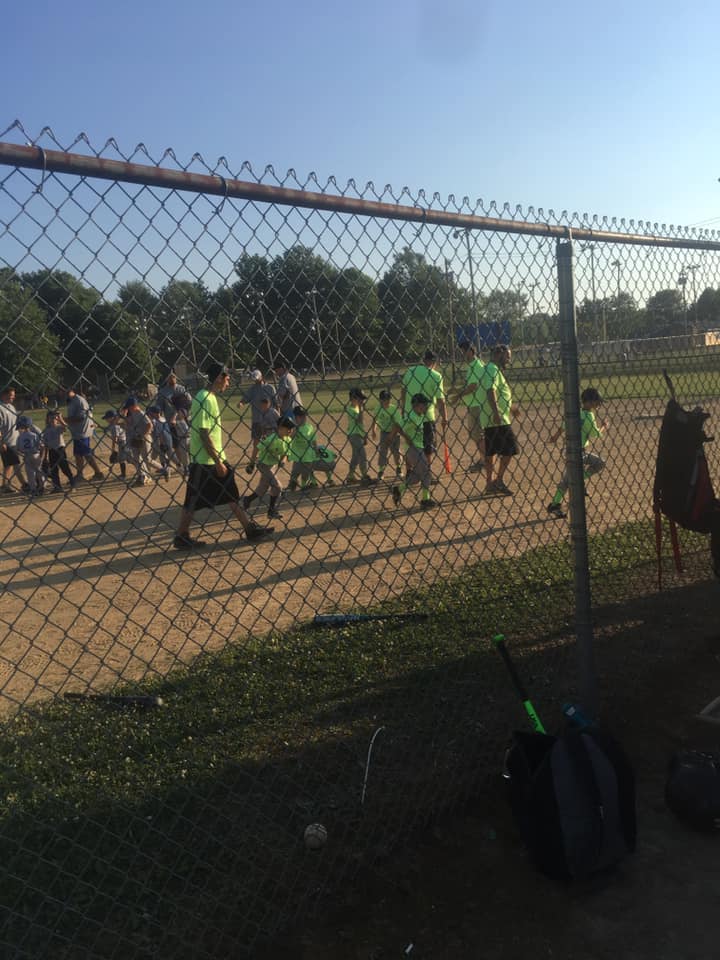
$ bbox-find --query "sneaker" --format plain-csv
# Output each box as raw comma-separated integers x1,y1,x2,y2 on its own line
468,461,485,473
494,481,513,496
482,481,498,496
547,502,567,519
395,467,403,477
173,534,207,550
52,485,63,494
420,498,438,510
1,484,14,494
325,477,335,487
360,476,378,486
156,469,169,481
242,495,252,510
246,523,274,541
133,478,149,488
245,461,256,475
303,480,319,490
267,508,281,519
288,481,298,492
344,475,360,485
392,485,402,507
93,472,105,481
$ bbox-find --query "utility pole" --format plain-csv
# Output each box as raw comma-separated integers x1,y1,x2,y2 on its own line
678,269,688,336
453,229,479,350
685,263,700,334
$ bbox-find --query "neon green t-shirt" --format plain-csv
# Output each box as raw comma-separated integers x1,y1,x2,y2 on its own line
346,403,366,437
402,409,427,451
463,357,486,407
289,422,317,463
401,364,444,421
479,362,512,427
375,403,401,433
580,409,602,448
189,388,224,465
257,432,291,466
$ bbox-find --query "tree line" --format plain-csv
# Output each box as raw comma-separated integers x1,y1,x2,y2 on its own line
1,247,718,392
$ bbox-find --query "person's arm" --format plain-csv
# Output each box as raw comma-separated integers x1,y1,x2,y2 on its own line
198,427,227,477
437,397,448,429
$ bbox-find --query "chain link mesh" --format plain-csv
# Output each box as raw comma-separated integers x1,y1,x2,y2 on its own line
2,119,720,957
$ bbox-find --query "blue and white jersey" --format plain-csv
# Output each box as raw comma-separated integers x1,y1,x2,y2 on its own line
16,427,43,458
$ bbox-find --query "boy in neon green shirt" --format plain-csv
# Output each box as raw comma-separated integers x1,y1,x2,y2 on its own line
388,394,437,510
547,387,608,519
243,415,295,519
371,389,402,481
344,388,377,486
288,405,335,490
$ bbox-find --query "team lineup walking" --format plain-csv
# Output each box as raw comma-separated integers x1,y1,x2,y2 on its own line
0,347,608,547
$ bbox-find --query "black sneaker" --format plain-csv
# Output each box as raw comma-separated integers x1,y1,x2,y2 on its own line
547,502,567,519
173,534,208,551
246,524,274,541
493,481,513,496
245,462,256,475
392,485,402,507
420,498,438,510
267,509,281,519
360,476,378,486
242,495,252,510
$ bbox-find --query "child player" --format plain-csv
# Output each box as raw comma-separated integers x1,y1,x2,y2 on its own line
16,415,46,496
103,409,128,480
344,388,377,486
371,389,402,481
388,393,437,510
243,414,296,519
42,409,76,492
288,405,335,490
547,387,608,519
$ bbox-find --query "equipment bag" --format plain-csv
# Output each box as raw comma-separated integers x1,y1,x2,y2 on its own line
653,374,720,586
505,728,636,881
665,750,720,831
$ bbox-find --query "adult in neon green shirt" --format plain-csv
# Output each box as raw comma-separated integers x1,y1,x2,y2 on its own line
175,362,274,550
400,349,448,471
448,340,486,473
480,344,519,497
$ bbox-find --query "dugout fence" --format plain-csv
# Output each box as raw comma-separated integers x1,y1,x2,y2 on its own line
2,119,720,957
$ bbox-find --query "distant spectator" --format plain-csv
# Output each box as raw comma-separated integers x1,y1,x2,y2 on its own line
0,385,25,493
240,368,277,472
272,358,302,415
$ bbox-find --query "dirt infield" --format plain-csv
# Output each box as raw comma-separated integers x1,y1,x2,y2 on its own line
0,396,712,712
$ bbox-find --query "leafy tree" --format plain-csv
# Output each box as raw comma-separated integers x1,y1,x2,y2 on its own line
645,289,686,337
152,279,211,373
696,288,720,330
0,277,61,391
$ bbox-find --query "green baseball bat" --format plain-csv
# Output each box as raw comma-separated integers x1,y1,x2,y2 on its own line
492,633,546,734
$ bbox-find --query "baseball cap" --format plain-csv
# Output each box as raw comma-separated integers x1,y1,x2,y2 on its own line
278,414,296,429
206,362,230,383
581,387,603,405
379,390,392,401
411,393,429,406
146,404,160,415
102,409,118,420
349,388,368,401
250,369,263,381
122,396,139,410
16,415,32,429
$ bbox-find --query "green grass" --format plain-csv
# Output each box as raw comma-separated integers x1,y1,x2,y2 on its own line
0,517,709,957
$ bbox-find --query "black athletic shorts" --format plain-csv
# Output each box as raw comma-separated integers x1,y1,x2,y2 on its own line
183,462,240,512
1,446,20,468
423,421,436,455
484,424,519,458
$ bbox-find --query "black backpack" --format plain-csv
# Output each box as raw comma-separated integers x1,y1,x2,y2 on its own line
505,728,636,881
665,750,720,831
653,375,720,585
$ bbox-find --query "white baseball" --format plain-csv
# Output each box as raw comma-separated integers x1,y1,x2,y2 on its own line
304,822,328,849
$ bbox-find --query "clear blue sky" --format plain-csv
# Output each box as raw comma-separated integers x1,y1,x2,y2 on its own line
4,0,720,231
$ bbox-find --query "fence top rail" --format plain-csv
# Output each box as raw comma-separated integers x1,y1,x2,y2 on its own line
2,141,720,252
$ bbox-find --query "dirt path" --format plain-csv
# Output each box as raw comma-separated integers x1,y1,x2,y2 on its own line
0,397,714,711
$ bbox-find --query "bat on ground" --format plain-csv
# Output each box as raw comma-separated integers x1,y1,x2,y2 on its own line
64,692,164,709
491,633,546,734
313,612,428,627
443,442,452,474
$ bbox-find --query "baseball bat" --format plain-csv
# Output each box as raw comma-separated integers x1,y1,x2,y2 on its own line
64,692,164,709
313,612,428,627
443,441,452,474
491,633,546,734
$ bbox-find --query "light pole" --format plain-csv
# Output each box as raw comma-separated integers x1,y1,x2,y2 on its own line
309,287,326,378
246,290,273,367
588,244,601,342
453,228,479,349
444,258,457,383
140,317,156,385
183,307,198,371
225,313,235,371
611,259,622,339
678,268,689,335
685,263,700,333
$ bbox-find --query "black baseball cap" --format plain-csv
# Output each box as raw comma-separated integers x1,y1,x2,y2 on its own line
278,414,296,429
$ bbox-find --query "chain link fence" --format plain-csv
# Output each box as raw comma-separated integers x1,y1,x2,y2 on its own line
2,120,720,957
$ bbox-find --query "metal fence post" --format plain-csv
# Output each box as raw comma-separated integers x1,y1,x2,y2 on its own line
557,237,599,718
